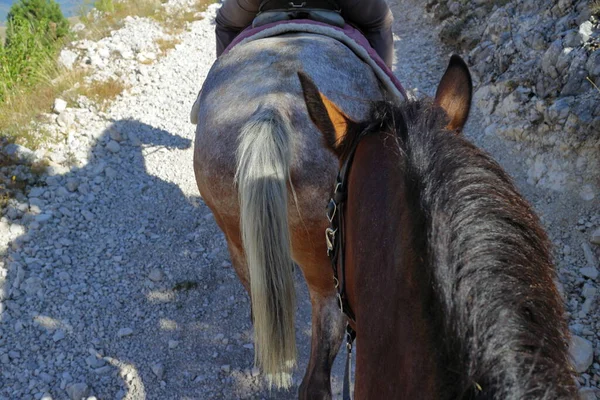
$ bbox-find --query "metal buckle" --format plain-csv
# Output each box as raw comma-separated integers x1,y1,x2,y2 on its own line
325,227,337,254
334,181,342,194
288,1,306,7
337,292,344,313
326,199,337,223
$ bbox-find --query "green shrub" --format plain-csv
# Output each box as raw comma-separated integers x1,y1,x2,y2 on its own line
5,0,70,46
0,16,54,101
94,0,116,13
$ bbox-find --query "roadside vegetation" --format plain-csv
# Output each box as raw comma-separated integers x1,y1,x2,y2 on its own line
0,0,214,149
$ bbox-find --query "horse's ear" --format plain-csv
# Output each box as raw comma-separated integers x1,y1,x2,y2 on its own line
434,55,473,133
298,71,351,155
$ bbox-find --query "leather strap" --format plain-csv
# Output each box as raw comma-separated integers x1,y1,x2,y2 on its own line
343,324,356,400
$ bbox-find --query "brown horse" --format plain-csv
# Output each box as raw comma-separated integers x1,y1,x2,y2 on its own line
298,55,578,399
192,32,389,398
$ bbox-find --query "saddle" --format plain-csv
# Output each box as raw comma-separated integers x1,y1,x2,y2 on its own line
253,0,345,28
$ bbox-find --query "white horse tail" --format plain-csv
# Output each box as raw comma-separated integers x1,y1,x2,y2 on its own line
235,107,296,388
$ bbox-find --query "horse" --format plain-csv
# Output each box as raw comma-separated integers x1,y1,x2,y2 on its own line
192,31,390,397
297,55,578,399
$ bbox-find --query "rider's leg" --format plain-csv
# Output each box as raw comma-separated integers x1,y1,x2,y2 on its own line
215,0,260,56
340,0,394,68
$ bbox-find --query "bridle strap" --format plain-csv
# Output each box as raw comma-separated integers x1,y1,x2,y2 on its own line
326,135,365,400
343,324,357,400
326,141,360,323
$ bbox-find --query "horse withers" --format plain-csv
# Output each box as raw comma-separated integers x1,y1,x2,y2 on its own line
192,32,388,398
298,55,577,399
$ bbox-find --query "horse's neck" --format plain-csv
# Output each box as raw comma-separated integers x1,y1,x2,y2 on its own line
346,134,442,399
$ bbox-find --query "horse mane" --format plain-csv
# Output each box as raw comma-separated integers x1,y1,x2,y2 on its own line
341,99,577,399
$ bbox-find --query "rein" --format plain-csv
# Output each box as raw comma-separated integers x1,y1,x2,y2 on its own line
325,137,363,400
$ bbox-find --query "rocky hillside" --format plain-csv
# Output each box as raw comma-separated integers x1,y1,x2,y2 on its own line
427,0,599,193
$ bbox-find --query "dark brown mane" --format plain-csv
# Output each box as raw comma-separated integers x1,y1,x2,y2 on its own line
337,99,577,399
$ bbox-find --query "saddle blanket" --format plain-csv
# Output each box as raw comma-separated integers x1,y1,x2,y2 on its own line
190,19,409,124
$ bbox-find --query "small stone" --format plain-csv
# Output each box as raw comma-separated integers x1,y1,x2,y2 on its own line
4,143,38,164
117,328,133,338
579,297,595,317
582,243,598,267
59,49,78,70
66,382,89,400
85,355,105,368
168,340,179,349
148,269,164,282
591,228,600,246
66,179,79,192
220,364,230,373
35,214,53,223
105,167,117,179
106,141,121,153
40,392,53,400
128,132,141,146
57,112,75,128
582,283,597,299
53,98,67,114
580,267,598,280
570,335,594,373
98,47,110,59
580,185,595,201
579,387,597,400
109,128,123,142
81,210,95,221
53,330,65,342
93,366,112,375
40,372,54,383
193,374,206,383
251,366,260,377
579,21,593,43
151,363,164,379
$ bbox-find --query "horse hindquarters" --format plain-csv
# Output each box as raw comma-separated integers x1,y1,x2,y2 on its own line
235,107,297,388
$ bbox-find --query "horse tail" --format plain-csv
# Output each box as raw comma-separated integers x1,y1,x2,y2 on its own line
235,107,296,389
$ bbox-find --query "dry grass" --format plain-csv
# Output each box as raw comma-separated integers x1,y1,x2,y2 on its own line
587,76,600,94
591,0,600,18
0,70,127,148
79,77,128,108
153,0,214,34
78,0,163,41
155,37,181,54
78,0,215,40
0,192,10,210
0,68,88,148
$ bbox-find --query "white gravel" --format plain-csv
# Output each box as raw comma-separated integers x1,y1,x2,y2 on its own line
0,0,598,399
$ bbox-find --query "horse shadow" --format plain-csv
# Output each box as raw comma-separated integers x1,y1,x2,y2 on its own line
0,118,349,399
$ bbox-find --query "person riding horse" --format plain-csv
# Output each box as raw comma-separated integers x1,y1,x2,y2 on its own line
215,0,395,68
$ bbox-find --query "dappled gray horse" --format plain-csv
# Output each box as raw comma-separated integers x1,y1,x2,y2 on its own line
192,33,386,398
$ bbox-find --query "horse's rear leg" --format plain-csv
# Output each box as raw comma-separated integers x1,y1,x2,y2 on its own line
296,249,346,400
300,290,345,400
212,212,252,300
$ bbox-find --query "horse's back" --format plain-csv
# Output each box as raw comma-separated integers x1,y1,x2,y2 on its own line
194,33,385,218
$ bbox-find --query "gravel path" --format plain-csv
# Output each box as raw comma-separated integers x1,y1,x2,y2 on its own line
1,1,599,399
